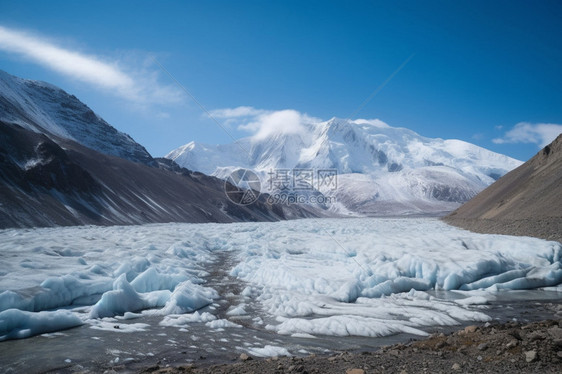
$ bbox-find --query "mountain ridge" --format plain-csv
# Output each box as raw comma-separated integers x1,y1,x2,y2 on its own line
167,117,522,215
0,69,153,165
0,121,321,228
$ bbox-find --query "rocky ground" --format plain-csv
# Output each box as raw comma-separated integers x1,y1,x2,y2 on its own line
139,319,562,374
444,217,562,243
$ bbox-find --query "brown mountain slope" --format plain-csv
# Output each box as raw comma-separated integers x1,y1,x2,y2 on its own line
444,133,562,242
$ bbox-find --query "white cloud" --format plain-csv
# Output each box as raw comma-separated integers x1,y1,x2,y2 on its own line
240,109,312,140
210,106,397,141
493,122,562,148
156,112,171,119
472,133,484,140
210,106,321,140
210,106,267,118
0,25,182,105
353,118,390,128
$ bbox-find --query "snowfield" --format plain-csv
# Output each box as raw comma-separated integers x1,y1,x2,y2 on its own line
0,218,561,343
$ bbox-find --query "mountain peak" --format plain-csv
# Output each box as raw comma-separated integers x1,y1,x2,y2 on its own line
0,70,153,165
325,117,391,129
167,116,522,216
536,133,562,166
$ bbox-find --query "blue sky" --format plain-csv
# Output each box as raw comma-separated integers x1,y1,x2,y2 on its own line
0,0,561,161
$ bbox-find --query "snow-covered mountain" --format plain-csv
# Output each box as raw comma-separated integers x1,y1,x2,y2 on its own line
0,69,153,164
167,117,522,215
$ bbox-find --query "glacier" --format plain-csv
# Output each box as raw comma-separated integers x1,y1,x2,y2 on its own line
0,218,560,343
166,117,523,215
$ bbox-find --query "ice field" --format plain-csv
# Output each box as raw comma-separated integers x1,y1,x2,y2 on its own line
1,218,561,352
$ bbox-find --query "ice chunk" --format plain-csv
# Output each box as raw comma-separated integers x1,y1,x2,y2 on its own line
0,309,83,341
454,296,490,306
460,269,528,290
130,267,189,293
0,276,111,313
272,315,427,337
206,319,242,329
89,274,169,318
226,304,247,316
160,311,216,327
361,277,432,298
159,281,217,315
247,345,291,357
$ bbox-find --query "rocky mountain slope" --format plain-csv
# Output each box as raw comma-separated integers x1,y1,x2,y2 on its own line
445,134,562,242
0,69,153,164
167,117,522,215
0,122,319,228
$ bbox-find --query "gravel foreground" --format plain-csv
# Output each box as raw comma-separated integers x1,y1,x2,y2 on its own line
139,319,562,374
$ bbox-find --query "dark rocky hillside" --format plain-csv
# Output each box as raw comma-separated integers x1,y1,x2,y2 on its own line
445,134,562,242
0,122,319,228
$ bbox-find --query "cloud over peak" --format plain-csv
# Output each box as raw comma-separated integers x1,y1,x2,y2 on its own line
210,106,320,140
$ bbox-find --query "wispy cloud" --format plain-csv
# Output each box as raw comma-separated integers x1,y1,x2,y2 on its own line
0,25,182,105
210,106,267,119
493,122,562,148
210,106,321,140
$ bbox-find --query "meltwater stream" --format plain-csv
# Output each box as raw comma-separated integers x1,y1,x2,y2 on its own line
1,218,561,372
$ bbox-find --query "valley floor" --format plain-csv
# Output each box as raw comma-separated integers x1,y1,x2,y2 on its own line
1,218,561,372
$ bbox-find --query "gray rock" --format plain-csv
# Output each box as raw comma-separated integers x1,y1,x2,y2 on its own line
345,369,365,374
506,339,519,348
464,325,478,333
524,350,538,363
548,326,562,339
528,331,546,341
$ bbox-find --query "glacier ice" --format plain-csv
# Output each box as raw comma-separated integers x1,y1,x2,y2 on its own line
0,309,83,341
0,218,560,341
246,344,291,357
89,274,170,319
159,280,217,315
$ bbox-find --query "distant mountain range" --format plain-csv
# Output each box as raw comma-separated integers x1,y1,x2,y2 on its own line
0,69,529,225
167,117,522,215
0,70,317,228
